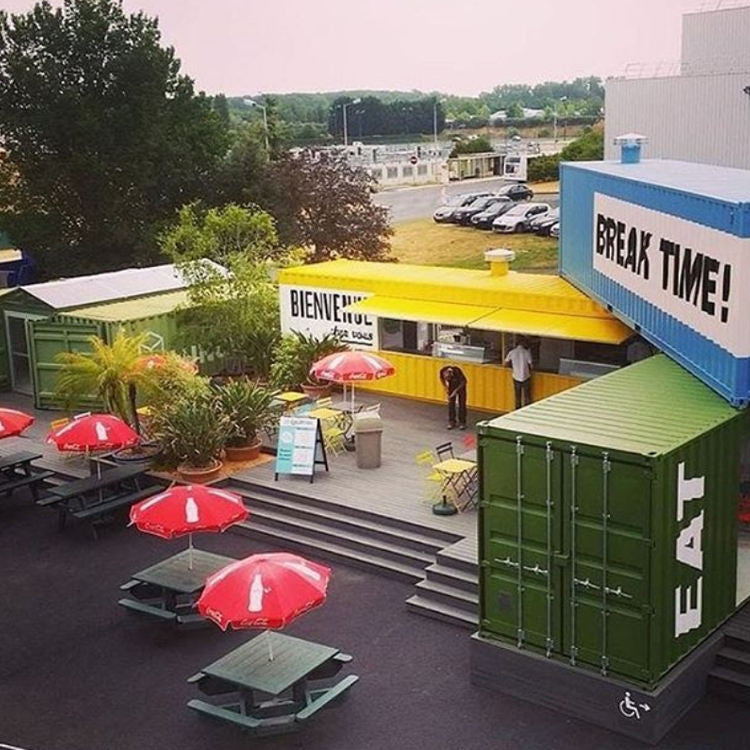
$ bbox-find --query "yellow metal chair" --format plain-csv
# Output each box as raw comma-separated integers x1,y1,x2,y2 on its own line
415,450,449,506
323,424,347,457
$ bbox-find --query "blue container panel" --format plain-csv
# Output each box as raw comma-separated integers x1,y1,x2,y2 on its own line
560,163,750,406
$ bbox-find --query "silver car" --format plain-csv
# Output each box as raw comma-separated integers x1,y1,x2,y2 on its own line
492,202,551,233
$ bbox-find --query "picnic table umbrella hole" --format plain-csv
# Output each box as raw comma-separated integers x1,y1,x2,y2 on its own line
129,485,249,569
197,552,331,660
309,351,395,413
0,408,34,439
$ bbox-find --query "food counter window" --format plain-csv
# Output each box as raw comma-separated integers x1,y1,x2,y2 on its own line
379,319,436,355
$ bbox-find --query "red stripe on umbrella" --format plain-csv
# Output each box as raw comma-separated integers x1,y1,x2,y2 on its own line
0,408,34,439
45,413,139,452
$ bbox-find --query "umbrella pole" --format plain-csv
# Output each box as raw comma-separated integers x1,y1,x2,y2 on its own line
188,533,193,571
267,629,274,661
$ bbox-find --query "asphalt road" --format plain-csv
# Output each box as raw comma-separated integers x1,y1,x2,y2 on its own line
374,179,559,223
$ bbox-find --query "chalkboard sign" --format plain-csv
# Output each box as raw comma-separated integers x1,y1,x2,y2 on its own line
274,416,328,483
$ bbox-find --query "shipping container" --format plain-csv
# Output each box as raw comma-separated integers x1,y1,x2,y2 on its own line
560,156,750,405
478,355,747,687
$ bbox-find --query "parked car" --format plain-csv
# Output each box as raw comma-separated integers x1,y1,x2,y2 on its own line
470,198,514,229
433,192,493,223
550,222,560,238
452,196,508,225
529,207,560,235
497,183,534,201
492,202,550,233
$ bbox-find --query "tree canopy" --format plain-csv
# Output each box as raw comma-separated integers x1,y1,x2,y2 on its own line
0,0,228,278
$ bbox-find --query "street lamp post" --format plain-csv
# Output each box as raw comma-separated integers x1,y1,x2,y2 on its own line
342,98,361,147
433,97,444,153
553,96,567,143
246,98,269,153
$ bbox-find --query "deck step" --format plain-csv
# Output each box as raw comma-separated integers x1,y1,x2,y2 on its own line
405,594,477,629
715,646,750,675
227,483,447,554
708,666,750,703
225,476,460,544
413,579,477,613
423,562,478,594
436,548,478,575
234,520,427,582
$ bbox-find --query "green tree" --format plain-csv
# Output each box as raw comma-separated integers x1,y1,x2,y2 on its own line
450,137,493,157
506,102,524,119
263,153,392,263
0,0,228,278
560,130,604,161
161,203,298,378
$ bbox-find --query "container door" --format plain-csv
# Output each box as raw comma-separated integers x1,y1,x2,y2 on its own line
562,450,653,682
481,438,564,654
5,312,45,394
29,318,103,409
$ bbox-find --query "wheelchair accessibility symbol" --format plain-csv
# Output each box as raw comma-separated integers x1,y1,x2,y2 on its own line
619,691,651,720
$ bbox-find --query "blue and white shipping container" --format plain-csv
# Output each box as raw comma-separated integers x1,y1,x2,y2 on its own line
560,141,750,405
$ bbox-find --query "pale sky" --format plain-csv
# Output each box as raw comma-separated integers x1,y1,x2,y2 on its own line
3,0,705,95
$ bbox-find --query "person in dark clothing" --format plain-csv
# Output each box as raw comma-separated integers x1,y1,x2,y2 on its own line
439,365,467,430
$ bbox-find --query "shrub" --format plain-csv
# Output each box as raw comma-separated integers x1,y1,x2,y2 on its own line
215,379,281,447
270,331,347,389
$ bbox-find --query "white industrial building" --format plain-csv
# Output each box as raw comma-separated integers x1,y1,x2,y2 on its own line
605,3,750,169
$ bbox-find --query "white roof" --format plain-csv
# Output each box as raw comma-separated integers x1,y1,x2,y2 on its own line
19,262,212,310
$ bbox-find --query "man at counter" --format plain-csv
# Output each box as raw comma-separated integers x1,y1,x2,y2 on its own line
439,365,467,430
505,338,533,409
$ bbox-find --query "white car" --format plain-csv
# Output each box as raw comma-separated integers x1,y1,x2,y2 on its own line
492,202,551,233
433,191,493,223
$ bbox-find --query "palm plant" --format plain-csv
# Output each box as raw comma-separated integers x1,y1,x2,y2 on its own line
269,331,347,389
215,379,281,448
55,331,153,432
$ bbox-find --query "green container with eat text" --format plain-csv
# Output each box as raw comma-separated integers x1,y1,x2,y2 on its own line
477,355,748,687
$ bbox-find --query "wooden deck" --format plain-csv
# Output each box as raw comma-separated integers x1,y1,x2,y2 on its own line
0,390,487,541
235,392,486,539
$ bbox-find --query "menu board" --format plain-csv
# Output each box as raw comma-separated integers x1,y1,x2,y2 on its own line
275,417,318,476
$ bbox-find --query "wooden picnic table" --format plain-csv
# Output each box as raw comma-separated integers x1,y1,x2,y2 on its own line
119,548,234,626
0,450,53,501
38,464,154,539
187,632,359,736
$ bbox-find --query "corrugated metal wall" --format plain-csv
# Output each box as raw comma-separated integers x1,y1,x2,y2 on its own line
682,7,750,75
604,73,750,169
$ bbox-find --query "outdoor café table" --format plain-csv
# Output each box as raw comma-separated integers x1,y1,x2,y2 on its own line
39,464,148,536
306,406,345,429
120,548,234,625
273,392,309,412
432,458,478,515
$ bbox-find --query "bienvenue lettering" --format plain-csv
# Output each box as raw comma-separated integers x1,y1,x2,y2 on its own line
290,289,373,327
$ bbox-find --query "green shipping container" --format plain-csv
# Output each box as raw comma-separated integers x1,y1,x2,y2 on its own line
28,290,189,409
478,355,747,688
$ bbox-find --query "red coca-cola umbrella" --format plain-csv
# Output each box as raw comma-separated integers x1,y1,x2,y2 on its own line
310,351,395,412
197,552,331,659
46,412,139,452
0,408,34,439
129,485,249,569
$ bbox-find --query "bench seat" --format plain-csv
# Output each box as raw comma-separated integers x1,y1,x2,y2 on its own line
187,699,263,730
0,470,54,500
296,674,359,723
118,597,177,622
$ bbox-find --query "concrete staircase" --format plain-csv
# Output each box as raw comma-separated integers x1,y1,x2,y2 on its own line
708,603,750,702
221,477,479,628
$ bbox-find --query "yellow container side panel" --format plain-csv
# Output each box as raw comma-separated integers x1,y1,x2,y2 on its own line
278,261,613,318
357,351,583,413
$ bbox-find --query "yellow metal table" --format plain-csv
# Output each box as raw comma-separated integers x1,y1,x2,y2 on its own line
432,458,478,515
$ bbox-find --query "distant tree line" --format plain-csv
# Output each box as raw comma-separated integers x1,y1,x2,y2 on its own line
527,129,604,182
326,97,446,139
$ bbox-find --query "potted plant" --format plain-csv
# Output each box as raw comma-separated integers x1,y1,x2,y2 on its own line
216,379,281,461
270,331,347,397
151,385,229,483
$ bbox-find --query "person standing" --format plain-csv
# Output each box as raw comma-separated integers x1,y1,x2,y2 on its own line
505,338,533,410
439,365,467,430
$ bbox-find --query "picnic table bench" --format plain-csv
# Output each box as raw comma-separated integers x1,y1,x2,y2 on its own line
119,548,235,627
187,631,359,736
37,464,155,539
0,451,53,502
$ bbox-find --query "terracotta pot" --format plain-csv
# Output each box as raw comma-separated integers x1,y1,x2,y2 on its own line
301,383,331,399
225,439,262,462
111,444,160,465
177,459,223,484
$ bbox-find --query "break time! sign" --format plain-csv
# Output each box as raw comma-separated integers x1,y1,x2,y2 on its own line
592,194,750,357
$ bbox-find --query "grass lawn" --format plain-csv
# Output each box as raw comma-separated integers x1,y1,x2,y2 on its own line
391,218,558,272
